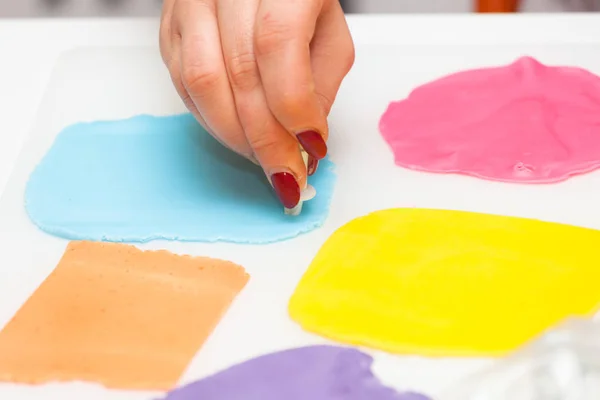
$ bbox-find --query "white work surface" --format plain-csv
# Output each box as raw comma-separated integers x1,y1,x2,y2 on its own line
2,14,600,400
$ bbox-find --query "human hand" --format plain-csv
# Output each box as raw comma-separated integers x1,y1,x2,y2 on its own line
160,0,354,209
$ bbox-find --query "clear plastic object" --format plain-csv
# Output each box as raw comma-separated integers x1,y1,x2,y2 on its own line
440,318,600,400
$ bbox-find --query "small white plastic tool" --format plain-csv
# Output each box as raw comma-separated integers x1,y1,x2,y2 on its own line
285,149,316,216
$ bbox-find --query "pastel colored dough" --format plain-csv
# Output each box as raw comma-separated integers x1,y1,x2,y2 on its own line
0,241,249,390
288,208,600,357
161,345,430,400
24,114,336,243
379,57,600,183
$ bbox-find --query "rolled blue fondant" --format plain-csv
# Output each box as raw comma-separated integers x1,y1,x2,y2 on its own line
25,114,336,243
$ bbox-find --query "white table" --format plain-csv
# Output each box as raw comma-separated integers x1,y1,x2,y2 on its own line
1,14,600,399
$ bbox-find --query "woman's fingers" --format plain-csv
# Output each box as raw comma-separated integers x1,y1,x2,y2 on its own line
310,0,355,116
218,0,307,208
254,0,329,161
161,3,220,144
164,39,209,131
306,1,354,176
161,0,355,208
175,0,253,160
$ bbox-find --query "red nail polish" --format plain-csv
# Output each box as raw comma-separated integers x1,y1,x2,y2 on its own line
297,130,327,160
271,172,300,208
307,156,319,176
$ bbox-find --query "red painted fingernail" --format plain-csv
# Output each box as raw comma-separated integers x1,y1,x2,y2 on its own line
271,172,300,208
296,130,327,160
307,155,319,176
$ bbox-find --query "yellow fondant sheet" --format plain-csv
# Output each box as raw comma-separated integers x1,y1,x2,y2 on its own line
288,208,600,357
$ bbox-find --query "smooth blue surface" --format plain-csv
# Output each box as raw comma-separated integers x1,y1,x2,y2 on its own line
25,114,336,243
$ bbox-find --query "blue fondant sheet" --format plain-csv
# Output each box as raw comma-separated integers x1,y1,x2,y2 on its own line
25,114,336,243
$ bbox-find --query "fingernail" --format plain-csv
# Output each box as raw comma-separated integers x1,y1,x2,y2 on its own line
296,130,327,160
271,172,300,208
307,155,319,176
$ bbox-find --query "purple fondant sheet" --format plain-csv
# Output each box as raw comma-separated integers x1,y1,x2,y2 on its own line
160,345,430,400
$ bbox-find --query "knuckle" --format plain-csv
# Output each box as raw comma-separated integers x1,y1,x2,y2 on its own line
181,65,221,94
344,41,356,73
316,91,334,115
159,39,171,66
254,17,293,56
227,52,259,91
160,44,169,66
159,23,172,64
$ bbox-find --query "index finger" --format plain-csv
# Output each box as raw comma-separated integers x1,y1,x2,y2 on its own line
254,0,329,161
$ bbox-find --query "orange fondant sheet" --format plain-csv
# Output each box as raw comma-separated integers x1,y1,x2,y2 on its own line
0,241,249,390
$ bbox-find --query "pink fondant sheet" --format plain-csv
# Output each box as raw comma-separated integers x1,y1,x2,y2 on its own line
379,57,600,183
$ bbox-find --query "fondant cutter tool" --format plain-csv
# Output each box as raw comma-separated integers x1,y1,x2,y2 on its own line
285,149,316,216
